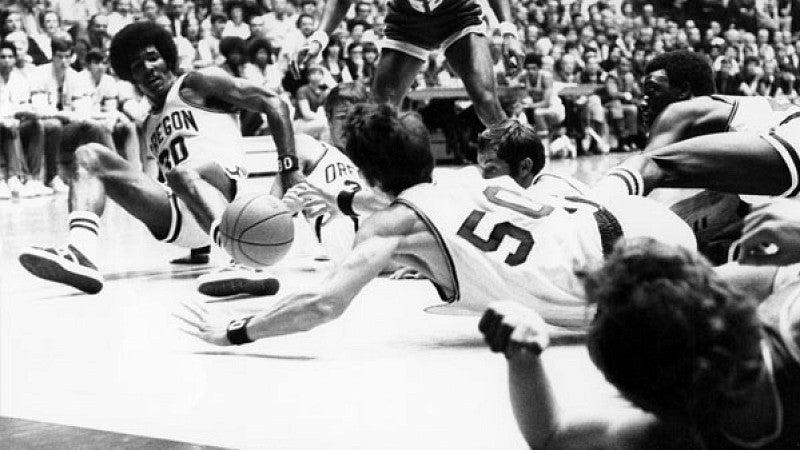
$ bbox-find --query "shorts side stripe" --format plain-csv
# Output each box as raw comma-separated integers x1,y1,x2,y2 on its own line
164,193,183,243
765,132,800,197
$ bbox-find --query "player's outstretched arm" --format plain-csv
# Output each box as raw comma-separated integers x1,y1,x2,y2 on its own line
183,69,303,189
176,207,411,345
644,97,730,152
291,0,353,78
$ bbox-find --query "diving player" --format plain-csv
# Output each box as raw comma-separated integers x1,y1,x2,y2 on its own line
18,22,301,294
175,103,697,344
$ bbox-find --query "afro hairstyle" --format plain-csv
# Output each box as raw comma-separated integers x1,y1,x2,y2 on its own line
109,21,178,82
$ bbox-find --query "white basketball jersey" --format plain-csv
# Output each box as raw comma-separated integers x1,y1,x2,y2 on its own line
714,95,800,132
304,136,368,262
396,171,603,328
145,72,246,178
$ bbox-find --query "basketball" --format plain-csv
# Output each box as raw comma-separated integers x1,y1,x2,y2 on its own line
219,192,295,267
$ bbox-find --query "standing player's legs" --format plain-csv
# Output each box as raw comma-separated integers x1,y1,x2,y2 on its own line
444,33,507,128
371,47,425,106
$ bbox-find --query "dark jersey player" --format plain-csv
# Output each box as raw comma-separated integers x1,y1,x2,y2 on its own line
293,0,524,128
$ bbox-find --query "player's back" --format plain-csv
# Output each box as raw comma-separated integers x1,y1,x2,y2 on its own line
396,170,603,328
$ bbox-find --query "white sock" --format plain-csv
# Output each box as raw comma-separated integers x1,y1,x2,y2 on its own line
209,216,223,248
68,211,100,261
593,166,644,201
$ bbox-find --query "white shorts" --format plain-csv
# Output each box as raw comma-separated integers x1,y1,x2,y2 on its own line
158,187,213,249
602,195,697,252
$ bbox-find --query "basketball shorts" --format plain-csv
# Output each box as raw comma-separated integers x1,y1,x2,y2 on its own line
383,0,485,60
601,195,697,252
760,122,800,197
156,165,245,249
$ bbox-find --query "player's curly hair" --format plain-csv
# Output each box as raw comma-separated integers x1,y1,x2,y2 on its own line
344,103,433,196
584,238,763,432
109,22,178,82
478,119,545,179
645,50,715,96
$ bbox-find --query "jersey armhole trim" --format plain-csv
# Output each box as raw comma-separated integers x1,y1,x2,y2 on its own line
305,141,330,176
725,98,739,132
779,296,800,364
393,198,461,303
177,74,240,114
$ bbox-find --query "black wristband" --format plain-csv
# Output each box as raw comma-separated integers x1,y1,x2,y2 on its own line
277,155,299,173
226,316,255,345
336,189,359,217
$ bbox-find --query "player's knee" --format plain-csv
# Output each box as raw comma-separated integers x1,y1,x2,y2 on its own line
164,165,200,195
72,143,107,173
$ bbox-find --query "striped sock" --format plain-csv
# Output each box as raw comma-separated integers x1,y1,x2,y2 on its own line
605,166,644,196
68,211,100,261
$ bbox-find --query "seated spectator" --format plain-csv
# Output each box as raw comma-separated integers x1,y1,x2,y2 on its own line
176,17,201,73
82,48,140,170
30,37,93,192
222,1,250,40
140,0,162,23
361,41,379,86
243,38,284,92
107,0,135,37
85,13,111,55
218,36,246,78
117,81,156,176
2,8,48,65
293,64,329,139
738,56,763,95
519,54,565,147
319,37,352,87
33,10,63,62
197,13,227,68
346,42,366,82
715,57,743,95
597,75,637,152
262,0,297,58
0,41,49,198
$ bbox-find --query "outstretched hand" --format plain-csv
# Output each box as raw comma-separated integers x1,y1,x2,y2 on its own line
734,199,800,266
173,301,234,346
479,301,549,357
281,182,331,220
290,41,323,80
502,35,525,77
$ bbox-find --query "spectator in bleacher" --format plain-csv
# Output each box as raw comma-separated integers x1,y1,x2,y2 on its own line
70,37,91,72
519,53,565,147
165,0,192,37
262,0,296,58
298,0,319,21
117,80,156,175
33,10,63,62
0,40,49,198
319,37,352,86
52,0,99,34
107,0,135,37
293,64,329,139
218,36,247,78
738,55,763,95
246,13,267,47
223,1,251,40
141,0,162,23
715,56,743,95
279,13,316,71
3,11,48,65
197,13,227,68
361,41,379,85
243,38,283,92
345,19,370,55
176,17,201,72
345,41,366,82
85,13,111,55
30,37,92,192
82,48,141,170
5,31,38,76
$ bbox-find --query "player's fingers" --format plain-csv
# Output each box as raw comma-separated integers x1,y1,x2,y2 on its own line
177,324,203,339
181,301,209,321
172,310,203,330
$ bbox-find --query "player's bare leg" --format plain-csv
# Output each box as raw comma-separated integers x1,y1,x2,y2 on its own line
20,140,174,294
163,158,236,235
445,33,507,127
371,47,425,106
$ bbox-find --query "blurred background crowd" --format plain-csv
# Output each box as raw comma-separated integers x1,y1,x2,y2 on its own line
1,0,798,198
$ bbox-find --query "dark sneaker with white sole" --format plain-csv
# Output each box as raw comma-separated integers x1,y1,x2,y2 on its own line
19,245,103,294
196,263,280,297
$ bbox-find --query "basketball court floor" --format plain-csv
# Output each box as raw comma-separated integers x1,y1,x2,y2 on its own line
2,154,681,449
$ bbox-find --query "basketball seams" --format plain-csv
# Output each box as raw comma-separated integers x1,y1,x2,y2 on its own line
240,210,294,236
220,194,295,266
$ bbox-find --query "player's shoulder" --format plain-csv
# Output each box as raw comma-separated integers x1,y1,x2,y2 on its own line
659,96,731,130
359,201,422,239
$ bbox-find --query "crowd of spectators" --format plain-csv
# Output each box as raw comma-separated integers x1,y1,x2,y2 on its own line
2,0,800,199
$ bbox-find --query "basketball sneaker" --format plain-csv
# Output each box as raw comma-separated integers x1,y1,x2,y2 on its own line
196,262,280,297
18,245,103,294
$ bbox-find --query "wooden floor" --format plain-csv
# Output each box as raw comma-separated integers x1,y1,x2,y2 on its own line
2,155,640,450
